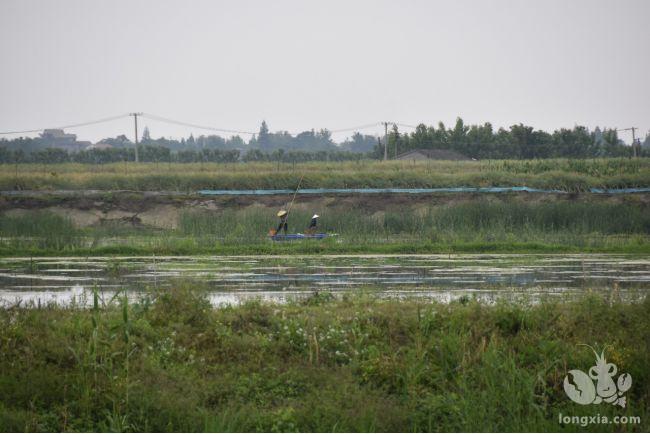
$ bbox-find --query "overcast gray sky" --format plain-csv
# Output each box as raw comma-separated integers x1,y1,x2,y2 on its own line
1,0,648,144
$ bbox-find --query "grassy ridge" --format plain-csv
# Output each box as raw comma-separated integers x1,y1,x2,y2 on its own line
1,200,649,255
3,241,649,258
2,158,649,191
0,289,648,431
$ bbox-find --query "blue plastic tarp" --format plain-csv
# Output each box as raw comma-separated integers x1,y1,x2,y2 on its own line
198,187,650,196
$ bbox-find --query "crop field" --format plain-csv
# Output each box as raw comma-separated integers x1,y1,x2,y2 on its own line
2,158,650,192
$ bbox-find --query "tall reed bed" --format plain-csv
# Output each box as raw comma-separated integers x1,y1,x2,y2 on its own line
1,200,648,253
0,210,80,250
178,201,650,241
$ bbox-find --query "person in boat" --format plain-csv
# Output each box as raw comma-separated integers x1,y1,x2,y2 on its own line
276,210,288,235
305,214,319,234
309,214,319,230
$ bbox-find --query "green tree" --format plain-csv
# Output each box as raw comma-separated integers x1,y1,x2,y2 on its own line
142,126,151,142
449,117,470,155
466,123,495,159
552,126,594,158
341,132,376,153
258,121,271,151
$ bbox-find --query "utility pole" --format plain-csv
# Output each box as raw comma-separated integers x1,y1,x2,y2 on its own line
394,124,398,159
617,127,639,157
130,112,143,163
383,121,389,161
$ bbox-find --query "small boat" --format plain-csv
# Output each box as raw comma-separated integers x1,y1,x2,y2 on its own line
268,176,332,242
270,233,329,241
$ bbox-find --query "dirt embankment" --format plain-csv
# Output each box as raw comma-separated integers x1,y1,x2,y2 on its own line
1,191,648,230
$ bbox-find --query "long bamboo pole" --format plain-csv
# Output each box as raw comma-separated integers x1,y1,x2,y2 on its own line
285,174,305,223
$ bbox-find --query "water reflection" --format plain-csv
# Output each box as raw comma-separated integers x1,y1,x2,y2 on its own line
0,254,647,307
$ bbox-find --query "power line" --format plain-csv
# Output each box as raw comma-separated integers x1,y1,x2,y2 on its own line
394,123,421,129
0,114,130,135
141,113,257,135
143,114,382,136
328,122,382,133
616,127,640,157
0,113,400,138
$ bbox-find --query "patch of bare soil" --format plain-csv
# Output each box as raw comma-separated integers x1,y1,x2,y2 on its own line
48,207,103,227
138,205,181,229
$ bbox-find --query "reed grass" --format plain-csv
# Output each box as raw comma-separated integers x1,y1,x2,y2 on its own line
0,288,648,431
1,200,648,254
178,202,650,244
0,210,79,250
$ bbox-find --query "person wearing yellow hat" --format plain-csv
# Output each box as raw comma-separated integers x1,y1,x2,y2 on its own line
276,209,288,235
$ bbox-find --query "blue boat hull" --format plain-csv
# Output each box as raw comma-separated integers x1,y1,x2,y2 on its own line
271,233,328,241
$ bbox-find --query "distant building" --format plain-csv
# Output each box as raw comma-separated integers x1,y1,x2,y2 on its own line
41,129,76,143
40,129,87,151
86,142,113,150
396,149,471,161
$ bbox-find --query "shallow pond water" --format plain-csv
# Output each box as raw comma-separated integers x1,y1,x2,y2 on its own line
0,254,648,307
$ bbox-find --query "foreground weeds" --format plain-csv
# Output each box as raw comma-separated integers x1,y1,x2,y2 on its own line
0,289,648,432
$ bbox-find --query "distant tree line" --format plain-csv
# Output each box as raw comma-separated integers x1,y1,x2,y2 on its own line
1,118,648,163
241,149,365,162
382,119,647,159
0,145,367,164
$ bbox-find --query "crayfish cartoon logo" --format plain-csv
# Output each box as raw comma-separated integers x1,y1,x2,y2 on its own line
563,345,632,407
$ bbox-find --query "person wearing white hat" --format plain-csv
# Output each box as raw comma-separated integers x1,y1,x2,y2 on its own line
308,214,319,230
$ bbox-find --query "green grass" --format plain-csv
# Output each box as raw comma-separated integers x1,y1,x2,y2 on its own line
179,202,650,239
0,288,648,431
3,241,649,258
1,200,648,255
0,210,79,250
2,158,649,191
